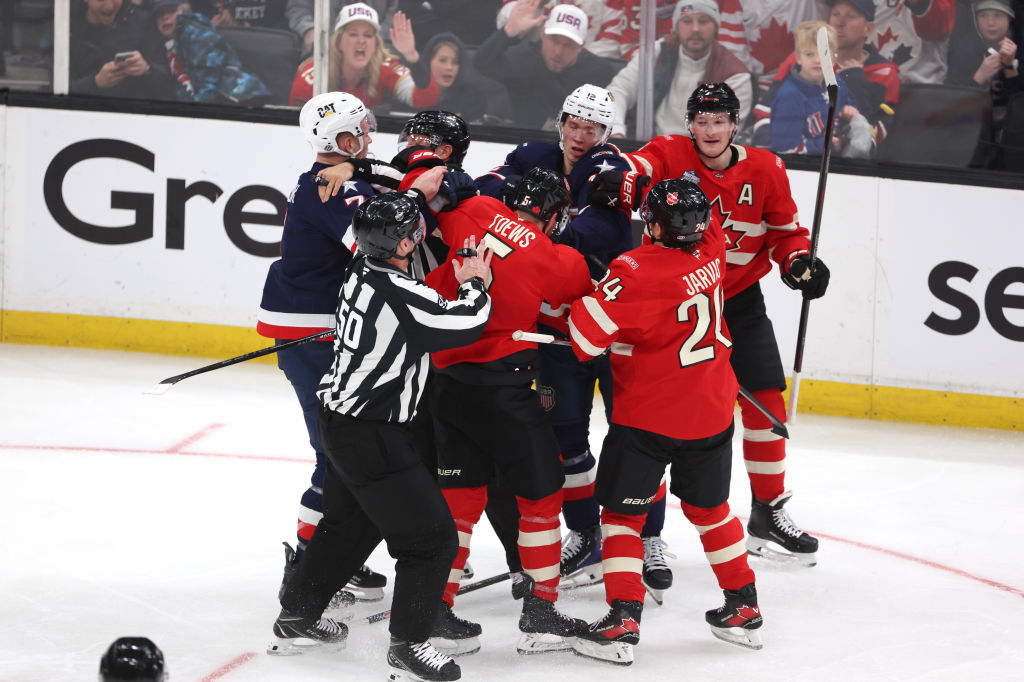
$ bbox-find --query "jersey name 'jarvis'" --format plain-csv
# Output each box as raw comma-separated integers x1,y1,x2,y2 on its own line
682,257,723,297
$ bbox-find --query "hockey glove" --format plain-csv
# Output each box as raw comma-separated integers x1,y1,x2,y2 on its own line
552,223,576,247
782,254,830,300
500,174,522,205
438,170,478,211
587,170,650,211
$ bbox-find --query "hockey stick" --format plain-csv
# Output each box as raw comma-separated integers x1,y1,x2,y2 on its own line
358,572,514,626
787,26,839,425
143,329,334,395
512,331,787,438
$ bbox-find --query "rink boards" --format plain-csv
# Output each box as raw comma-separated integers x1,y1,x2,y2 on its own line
0,104,1020,430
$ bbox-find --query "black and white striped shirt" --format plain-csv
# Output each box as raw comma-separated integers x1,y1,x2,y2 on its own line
317,255,490,422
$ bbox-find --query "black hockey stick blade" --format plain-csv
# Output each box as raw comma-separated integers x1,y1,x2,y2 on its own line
738,384,789,439
143,329,334,395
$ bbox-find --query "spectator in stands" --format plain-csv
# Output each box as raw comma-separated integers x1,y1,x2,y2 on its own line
869,0,955,84
189,0,288,30
405,31,513,124
606,0,750,138
754,0,899,147
286,0,396,57
947,0,1020,90
947,0,1022,168
495,0,623,57
769,20,873,158
150,0,271,103
288,3,438,110
474,1,616,129
71,0,174,99
601,0,679,60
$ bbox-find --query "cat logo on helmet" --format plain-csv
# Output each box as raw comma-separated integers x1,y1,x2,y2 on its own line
300,92,373,158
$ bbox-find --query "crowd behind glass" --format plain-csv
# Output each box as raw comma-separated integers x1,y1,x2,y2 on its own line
2,0,1021,171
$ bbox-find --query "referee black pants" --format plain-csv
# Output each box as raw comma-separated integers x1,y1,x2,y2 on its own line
280,409,458,643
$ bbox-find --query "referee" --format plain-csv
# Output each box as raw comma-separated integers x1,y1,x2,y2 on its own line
273,185,493,682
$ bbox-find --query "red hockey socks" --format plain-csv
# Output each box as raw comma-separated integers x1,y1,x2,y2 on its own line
516,492,563,601
441,486,487,606
680,500,755,591
739,388,787,502
600,509,647,604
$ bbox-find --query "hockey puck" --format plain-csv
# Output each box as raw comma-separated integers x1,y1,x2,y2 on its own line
456,248,478,258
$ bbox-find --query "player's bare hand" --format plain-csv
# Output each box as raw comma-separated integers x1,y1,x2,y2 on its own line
316,163,355,202
411,165,446,201
390,11,419,63
453,235,494,286
95,61,127,88
505,0,546,38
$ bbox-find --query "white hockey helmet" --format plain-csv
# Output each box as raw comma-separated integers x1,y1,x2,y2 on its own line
299,91,376,157
558,84,616,147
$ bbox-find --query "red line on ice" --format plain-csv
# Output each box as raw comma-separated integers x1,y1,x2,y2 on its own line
199,651,258,681
166,422,224,453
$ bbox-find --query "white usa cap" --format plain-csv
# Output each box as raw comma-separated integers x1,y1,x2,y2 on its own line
335,2,380,33
544,4,588,46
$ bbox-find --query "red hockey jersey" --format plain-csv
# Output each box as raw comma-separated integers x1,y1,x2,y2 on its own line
625,139,810,299
426,195,593,369
568,218,737,440
289,56,439,109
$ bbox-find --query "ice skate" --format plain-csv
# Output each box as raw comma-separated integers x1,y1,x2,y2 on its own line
705,583,763,650
429,602,481,656
516,593,588,654
278,541,298,601
387,636,461,681
746,492,818,567
641,536,674,605
267,609,347,655
571,599,642,666
345,563,387,601
559,525,603,589
510,571,532,600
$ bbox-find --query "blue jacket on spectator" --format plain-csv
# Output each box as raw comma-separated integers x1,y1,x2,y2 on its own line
769,67,858,155
167,11,272,103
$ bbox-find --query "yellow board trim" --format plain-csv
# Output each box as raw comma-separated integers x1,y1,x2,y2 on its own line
3,310,1021,431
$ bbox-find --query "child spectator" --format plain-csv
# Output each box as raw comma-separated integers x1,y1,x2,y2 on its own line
287,3,438,110
769,20,873,158
151,0,271,103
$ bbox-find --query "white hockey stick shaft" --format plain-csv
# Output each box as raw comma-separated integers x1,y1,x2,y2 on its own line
788,26,839,425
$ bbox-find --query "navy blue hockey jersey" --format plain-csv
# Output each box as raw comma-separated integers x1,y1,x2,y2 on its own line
475,141,633,268
257,163,372,339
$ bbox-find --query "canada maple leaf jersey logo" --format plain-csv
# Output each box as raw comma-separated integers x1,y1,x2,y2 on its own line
749,17,794,77
709,194,746,252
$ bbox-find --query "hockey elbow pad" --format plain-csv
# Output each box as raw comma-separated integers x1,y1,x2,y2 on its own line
782,254,830,300
587,170,649,211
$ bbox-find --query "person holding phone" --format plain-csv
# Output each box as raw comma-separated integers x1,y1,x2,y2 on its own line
71,0,173,99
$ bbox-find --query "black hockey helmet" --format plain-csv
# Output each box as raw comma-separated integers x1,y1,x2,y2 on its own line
640,179,711,249
504,167,572,235
99,637,167,682
398,110,471,168
686,82,741,124
353,192,425,261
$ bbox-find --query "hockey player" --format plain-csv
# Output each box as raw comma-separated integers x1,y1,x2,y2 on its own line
587,82,829,566
313,110,528,590
422,167,594,656
257,91,388,605
476,84,674,596
273,188,493,682
569,179,763,665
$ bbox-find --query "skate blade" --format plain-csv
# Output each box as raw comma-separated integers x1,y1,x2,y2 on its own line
265,637,346,656
343,585,386,602
388,667,442,682
746,537,817,567
429,635,480,657
572,638,634,666
516,632,575,654
709,625,763,650
559,564,604,590
644,583,665,606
